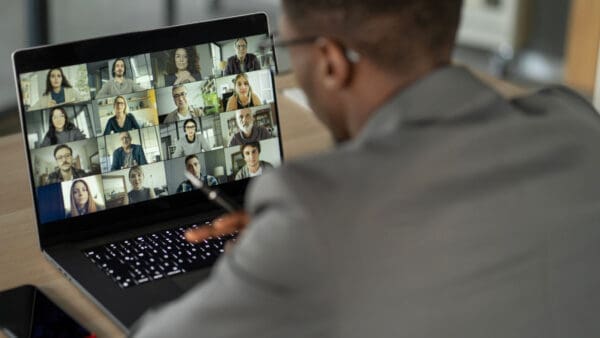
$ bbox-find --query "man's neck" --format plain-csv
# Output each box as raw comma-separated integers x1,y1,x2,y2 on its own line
344,61,444,139
60,167,73,180
248,163,260,173
177,106,189,115
114,75,124,83
241,126,253,138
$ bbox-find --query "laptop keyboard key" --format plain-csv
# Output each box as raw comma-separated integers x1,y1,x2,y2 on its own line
82,220,234,288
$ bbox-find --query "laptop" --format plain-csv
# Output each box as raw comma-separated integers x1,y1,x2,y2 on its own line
12,13,283,331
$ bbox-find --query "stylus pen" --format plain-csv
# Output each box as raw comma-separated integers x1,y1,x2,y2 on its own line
184,171,241,213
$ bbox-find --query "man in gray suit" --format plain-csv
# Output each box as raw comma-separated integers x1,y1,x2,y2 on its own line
163,84,203,124
133,0,600,337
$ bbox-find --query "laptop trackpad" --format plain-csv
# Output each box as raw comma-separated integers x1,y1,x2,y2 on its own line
172,268,212,292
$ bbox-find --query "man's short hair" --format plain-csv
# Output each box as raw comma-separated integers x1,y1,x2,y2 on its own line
281,0,463,73
112,58,127,77
184,154,198,165
235,38,248,47
240,141,261,154
53,144,72,158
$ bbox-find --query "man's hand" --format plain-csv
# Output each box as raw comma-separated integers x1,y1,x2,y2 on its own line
185,211,250,245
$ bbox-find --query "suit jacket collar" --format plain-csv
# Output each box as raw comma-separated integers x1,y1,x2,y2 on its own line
352,66,503,146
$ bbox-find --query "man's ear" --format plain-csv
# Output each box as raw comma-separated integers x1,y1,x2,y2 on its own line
314,37,352,90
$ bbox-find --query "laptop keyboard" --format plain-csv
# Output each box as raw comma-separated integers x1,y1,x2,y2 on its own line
82,221,236,288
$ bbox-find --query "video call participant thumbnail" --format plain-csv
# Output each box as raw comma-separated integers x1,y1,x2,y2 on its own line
176,154,218,193
224,38,261,75
163,84,203,124
235,141,273,180
40,107,86,147
225,73,262,112
30,68,84,110
111,131,148,171
229,108,272,146
96,58,145,99
103,95,141,135
165,47,202,86
47,144,88,184
172,118,211,158
67,178,104,217
127,165,156,204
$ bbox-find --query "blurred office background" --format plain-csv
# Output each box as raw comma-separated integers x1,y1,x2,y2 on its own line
1,0,599,134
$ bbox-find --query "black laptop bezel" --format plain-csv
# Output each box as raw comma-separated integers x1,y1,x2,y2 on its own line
12,13,282,248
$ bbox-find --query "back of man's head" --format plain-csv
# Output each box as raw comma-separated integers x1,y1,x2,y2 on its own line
281,0,463,74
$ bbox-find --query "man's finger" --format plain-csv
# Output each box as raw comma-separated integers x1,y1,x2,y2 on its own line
213,212,250,233
185,212,249,243
185,226,216,243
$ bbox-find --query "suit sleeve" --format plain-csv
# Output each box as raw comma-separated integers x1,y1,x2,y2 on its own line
163,112,175,124
111,149,121,171
251,54,261,71
137,145,148,165
131,171,331,338
224,57,234,76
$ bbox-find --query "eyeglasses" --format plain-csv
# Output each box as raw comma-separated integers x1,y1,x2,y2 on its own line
56,154,72,161
235,44,247,49
259,31,360,75
172,92,187,99
185,126,196,129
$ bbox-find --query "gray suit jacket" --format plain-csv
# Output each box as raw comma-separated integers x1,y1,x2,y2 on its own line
133,66,600,337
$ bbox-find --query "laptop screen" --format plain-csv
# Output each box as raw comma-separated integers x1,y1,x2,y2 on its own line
13,14,282,244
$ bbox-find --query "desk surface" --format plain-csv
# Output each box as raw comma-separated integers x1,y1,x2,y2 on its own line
0,74,333,337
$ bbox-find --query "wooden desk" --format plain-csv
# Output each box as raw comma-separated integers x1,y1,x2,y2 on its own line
0,74,332,337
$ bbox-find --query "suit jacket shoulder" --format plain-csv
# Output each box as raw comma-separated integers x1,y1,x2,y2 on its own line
163,110,179,124
132,66,600,337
